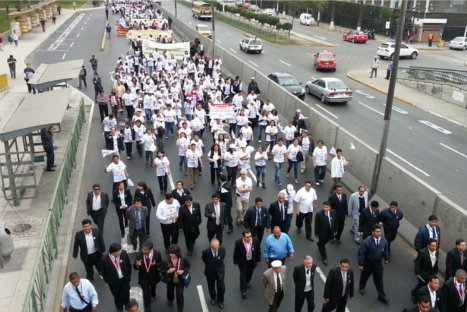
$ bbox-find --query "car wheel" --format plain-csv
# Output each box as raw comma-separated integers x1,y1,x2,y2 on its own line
410,52,418,59
333,68,336,72
305,86,310,95
320,94,327,104
463,45,467,51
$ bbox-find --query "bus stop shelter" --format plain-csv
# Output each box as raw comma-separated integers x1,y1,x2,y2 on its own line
28,59,84,92
0,88,72,205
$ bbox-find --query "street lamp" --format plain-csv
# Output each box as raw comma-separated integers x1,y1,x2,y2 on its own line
175,0,178,18
211,3,215,57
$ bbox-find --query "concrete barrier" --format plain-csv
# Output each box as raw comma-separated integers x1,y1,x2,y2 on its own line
399,80,467,109
435,195,467,249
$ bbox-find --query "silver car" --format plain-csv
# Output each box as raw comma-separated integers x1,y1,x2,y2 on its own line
449,37,467,50
305,77,353,103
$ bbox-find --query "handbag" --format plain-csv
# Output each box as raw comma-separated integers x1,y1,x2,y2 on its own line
182,272,191,288
296,151,304,162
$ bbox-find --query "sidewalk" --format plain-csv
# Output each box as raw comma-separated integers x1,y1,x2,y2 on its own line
347,69,467,128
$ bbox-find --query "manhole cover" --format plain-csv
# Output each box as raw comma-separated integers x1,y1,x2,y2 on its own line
12,223,32,233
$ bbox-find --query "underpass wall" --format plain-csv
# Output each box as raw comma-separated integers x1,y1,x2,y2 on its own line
398,80,467,109
434,195,467,249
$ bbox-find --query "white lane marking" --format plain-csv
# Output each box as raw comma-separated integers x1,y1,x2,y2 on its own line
381,103,408,114
387,149,430,177
47,13,84,50
188,21,193,25
76,33,80,38
248,169,257,182
440,143,467,159
229,48,237,54
248,60,259,67
70,42,74,47
419,120,452,135
80,26,84,31
197,285,209,312
355,89,375,99
314,35,327,40
168,171,175,190
358,101,384,116
315,104,339,119
279,60,291,67
428,111,463,127
315,267,351,312
84,21,87,25
61,53,66,60
226,32,231,36
216,39,222,44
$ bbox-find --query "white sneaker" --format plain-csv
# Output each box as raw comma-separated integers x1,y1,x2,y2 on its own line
315,182,320,185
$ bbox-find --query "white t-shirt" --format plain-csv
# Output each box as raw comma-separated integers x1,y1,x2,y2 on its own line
287,144,302,161
103,117,117,132
154,157,170,176
185,149,201,168
254,151,268,167
106,161,127,182
142,133,156,151
313,146,328,166
238,146,255,170
156,199,180,224
294,187,317,213
235,176,253,199
282,126,297,141
272,144,287,163
224,151,239,167
177,137,189,156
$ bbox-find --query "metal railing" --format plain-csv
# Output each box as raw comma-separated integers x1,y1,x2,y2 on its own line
22,99,85,312
398,66,467,91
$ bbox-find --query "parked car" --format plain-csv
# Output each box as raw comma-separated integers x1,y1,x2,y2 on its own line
314,51,336,71
300,13,316,26
305,77,352,104
449,36,467,50
249,4,260,11
239,36,263,53
343,30,368,43
376,42,419,59
196,24,212,39
268,73,305,100
262,8,275,15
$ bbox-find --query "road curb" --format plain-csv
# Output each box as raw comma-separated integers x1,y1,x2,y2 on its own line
100,29,106,51
346,71,414,106
290,30,338,47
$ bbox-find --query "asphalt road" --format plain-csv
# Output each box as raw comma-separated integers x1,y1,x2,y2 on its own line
25,8,429,312
161,2,467,209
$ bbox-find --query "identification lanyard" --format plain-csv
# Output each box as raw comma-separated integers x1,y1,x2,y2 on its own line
143,252,153,273
243,240,252,260
110,255,121,273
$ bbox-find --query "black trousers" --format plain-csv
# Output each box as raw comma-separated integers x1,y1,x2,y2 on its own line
166,282,184,312
295,290,315,312
98,104,109,122
335,212,345,240
251,226,265,244
89,209,106,232
45,147,55,170
115,206,128,236
322,295,348,312
226,166,238,186
125,142,133,157
83,252,102,281
157,175,168,193
130,228,146,251
269,291,284,312
223,202,233,230
359,264,386,299
296,212,313,238
78,75,87,88
108,279,130,311
207,225,223,245
69,304,92,312
239,262,255,292
210,167,222,184
317,239,329,260
125,105,135,121
161,223,179,250
207,275,225,303
184,229,199,252
141,280,158,311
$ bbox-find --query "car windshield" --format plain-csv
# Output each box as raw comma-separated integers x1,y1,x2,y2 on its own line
251,40,262,45
198,26,209,31
319,54,334,60
453,37,466,42
327,81,347,89
380,43,389,48
278,77,299,86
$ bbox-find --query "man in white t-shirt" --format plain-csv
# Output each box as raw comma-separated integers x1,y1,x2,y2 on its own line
312,140,328,186
294,181,317,241
235,169,253,225
156,193,180,250
272,138,287,187
186,142,202,190
106,154,129,189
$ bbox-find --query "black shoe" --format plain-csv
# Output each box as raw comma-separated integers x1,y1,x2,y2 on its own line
218,302,224,309
52,164,57,167
323,259,328,266
297,228,301,233
336,239,342,244
378,297,389,305
227,229,233,234
211,299,216,305
167,301,173,307
359,289,365,295
257,181,260,187
241,292,247,299
330,238,336,244
262,185,266,189
45,168,55,172
187,250,193,256
306,236,314,242
247,283,251,289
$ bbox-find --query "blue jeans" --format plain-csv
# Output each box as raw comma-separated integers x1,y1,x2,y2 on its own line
255,165,265,185
287,159,298,179
258,125,266,141
165,122,174,136
179,156,187,172
144,109,152,122
274,162,283,185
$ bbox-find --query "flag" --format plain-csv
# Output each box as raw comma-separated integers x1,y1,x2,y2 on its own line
350,143,356,150
329,147,336,155
101,149,117,158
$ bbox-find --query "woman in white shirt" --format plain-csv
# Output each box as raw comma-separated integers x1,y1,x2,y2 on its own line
185,142,202,189
107,126,124,155
240,123,254,145
299,129,313,174
132,109,146,125
282,120,297,147
238,145,254,171
142,128,157,164
235,109,249,136
254,145,268,188
133,120,146,158
207,143,223,185
176,132,189,174
223,144,239,186
286,138,304,184
257,109,269,143
153,151,171,194
120,122,134,159
312,139,328,185
265,120,279,153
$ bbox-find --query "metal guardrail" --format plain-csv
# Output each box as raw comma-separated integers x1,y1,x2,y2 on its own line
22,99,85,312
398,66,467,91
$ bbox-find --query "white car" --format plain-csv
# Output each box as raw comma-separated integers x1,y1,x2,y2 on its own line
262,8,275,15
449,37,467,50
376,42,419,60
239,37,263,53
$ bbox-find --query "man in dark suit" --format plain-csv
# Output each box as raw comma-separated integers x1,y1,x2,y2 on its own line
328,185,348,244
205,193,226,245
314,201,337,266
359,200,380,240
403,296,437,312
323,258,355,312
414,215,441,252
218,174,233,234
100,243,132,312
358,225,390,305
243,197,271,244
415,276,441,310
172,180,191,205
233,230,261,299
133,240,162,312
445,239,467,279
178,195,202,256
202,239,226,309
126,199,149,251
85,183,110,232
293,255,316,312
269,193,288,233
412,239,439,296
440,269,467,312
72,218,105,282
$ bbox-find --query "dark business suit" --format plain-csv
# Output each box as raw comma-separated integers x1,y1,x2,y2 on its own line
218,181,233,230
445,247,467,279
86,191,110,232
112,188,133,236
402,306,437,312
413,248,439,291
269,200,288,233
134,250,162,312
178,203,202,253
440,277,467,312
72,229,105,281
100,250,132,311
328,192,348,241
415,285,440,310
323,268,354,312
414,225,441,252
202,247,226,304
134,188,156,234
359,208,380,240
160,256,191,311
171,188,191,206
243,206,271,244
233,237,261,292
205,202,227,245
293,264,316,312
126,206,149,251
314,209,337,261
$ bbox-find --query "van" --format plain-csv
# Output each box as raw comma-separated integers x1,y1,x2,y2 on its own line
192,1,212,20
300,13,315,26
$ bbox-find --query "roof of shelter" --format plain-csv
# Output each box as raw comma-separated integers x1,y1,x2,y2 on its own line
28,59,84,88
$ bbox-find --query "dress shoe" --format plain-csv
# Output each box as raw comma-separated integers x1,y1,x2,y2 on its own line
247,283,251,289
211,299,216,305
45,168,55,172
322,259,328,266
241,292,247,299
330,238,336,244
167,301,173,307
297,228,301,233
359,289,365,295
262,185,266,189
306,236,314,242
218,302,224,309
378,297,390,305
227,229,233,234
187,250,193,256
336,239,342,244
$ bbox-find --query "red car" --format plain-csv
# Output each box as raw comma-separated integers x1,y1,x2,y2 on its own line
343,30,368,43
314,51,336,71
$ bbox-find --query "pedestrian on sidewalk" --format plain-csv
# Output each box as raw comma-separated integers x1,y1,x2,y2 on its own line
73,1,76,11
7,55,17,79
105,7,109,20
0,227,14,269
52,15,56,25
57,4,61,15
0,36,3,51
79,65,87,89
385,60,393,80
106,23,112,39
370,56,380,78
11,31,18,46
40,19,45,32
90,54,98,73
427,33,434,47
24,63,36,94
40,126,55,172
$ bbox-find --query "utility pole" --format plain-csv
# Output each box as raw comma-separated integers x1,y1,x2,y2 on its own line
370,0,407,197
175,0,178,18
211,3,215,57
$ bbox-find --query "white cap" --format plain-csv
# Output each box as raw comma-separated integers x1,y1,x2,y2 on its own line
287,184,294,192
296,109,301,113
271,260,282,268
229,144,237,149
